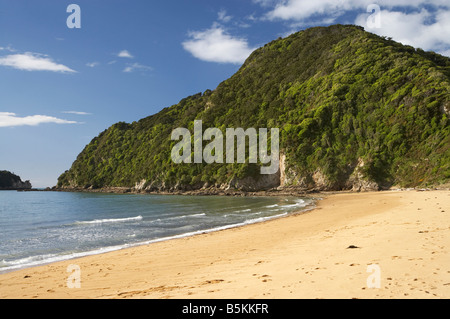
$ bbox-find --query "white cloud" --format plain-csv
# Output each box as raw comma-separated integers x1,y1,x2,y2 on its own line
265,0,352,21
252,0,279,8
262,0,450,21
0,112,78,128
255,0,450,56
86,62,99,68
0,45,15,52
117,50,134,58
62,111,91,115
355,8,450,56
123,62,153,73
0,52,76,73
438,49,450,57
218,9,232,23
182,26,256,64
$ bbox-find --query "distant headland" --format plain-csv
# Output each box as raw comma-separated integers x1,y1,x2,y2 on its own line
0,170,32,190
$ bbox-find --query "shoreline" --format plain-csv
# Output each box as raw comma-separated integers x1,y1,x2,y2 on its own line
0,198,317,275
0,189,448,299
49,185,319,197
39,181,450,196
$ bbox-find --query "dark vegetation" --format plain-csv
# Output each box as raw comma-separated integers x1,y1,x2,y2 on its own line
0,171,29,189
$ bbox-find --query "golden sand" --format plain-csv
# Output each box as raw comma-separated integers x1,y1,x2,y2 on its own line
0,190,448,299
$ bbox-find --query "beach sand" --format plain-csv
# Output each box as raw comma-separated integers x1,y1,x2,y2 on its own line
0,190,448,299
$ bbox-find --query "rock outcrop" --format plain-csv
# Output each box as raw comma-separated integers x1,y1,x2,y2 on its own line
0,171,32,190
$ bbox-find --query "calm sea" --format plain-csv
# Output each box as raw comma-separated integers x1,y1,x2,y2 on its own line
0,190,314,273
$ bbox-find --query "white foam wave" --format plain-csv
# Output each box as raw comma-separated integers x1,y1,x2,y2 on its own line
190,213,206,217
281,199,307,208
158,213,206,222
0,245,132,273
75,215,143,225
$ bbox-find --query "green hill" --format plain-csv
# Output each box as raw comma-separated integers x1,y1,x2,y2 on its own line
57,25,450,192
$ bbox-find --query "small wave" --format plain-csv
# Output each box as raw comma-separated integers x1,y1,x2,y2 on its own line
0,259,9,267
231,208,252,214
281,203,300,208
0,245,132,273
265,204,279,208
159,213,206,222
0,254,59,269
75,215,143,225
191,213,206,217
245,212,288,224
225,211,262,218
281,199,307,208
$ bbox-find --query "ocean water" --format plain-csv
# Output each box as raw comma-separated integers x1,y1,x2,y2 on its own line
0,191,314,273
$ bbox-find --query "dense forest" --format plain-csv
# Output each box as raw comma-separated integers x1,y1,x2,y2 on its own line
57,25,450,192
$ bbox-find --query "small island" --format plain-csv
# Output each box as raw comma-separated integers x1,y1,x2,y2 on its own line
0,170,32,190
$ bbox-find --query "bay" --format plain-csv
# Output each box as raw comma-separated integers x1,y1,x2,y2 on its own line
0,190,314,273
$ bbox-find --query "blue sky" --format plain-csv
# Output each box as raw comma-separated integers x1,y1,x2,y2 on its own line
1,0,449,188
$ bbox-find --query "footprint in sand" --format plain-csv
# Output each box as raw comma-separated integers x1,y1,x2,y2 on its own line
259,274,272,282
204,279,224,285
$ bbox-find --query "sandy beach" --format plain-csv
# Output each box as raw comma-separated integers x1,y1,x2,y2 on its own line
0,190,448,299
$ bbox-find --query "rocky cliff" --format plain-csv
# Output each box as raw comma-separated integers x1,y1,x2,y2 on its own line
0,171,32,190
